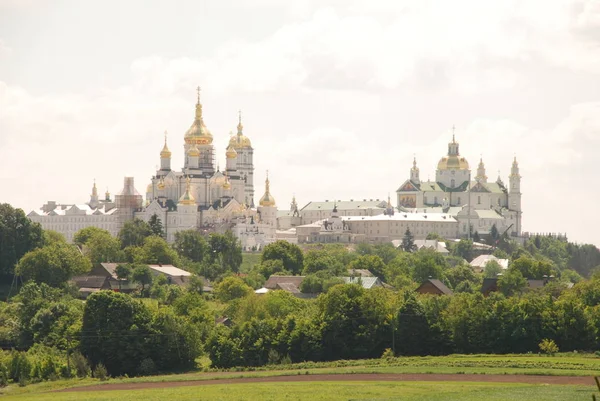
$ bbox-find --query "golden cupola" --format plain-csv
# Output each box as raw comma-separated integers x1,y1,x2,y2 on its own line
160,131,172,159
259,172,276,207
222,173,231,190
228,111,252,149
226,144,237,159
437,133,470,171
178,177,196,205
184,87,213,146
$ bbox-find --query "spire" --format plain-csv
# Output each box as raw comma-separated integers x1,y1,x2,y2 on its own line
92,179,98,197
105,187,110,201
259,170,276,207
410,154,420,183
195,86,203,121
476,155,487,183
237,109,243,135
160,130,172,159
452,124,456,143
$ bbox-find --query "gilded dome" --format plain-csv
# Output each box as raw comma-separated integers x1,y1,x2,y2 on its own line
228,113,252,149
178,177,196,205
222,177,231,190
226,145,238,159
259,174,276,207
157,179,165,190
160,131,172,158
184,89,213,145
146,183,153,193
437,156,470,170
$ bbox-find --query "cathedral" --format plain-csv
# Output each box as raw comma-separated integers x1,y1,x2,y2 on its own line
396,134,522,237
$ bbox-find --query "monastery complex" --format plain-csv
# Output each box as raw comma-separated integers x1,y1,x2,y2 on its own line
28,91,523,249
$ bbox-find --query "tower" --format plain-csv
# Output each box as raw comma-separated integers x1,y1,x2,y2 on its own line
257,171,277,227
410,156,420,184
184,87,214,174
89,180,99,209
228,111,254,206
435,129,470,189
177,176,197,229
115,177,143,232
160,131,172,171
476,157,487,183
509,156,522,234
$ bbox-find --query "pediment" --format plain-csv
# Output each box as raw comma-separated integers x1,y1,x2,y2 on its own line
397,180,419,192
471,182,491,193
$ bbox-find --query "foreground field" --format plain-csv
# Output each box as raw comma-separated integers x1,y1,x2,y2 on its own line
3,381,596,401
1,353,600,399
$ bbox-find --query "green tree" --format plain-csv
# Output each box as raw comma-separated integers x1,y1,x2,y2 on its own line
115,264,132,291
452,239,474,261
148,214,165,237
401,228,417,252
256,259,288,278
132,265,153,293
118,218,153,248
139,236,179,265
208,231,242,273
73,227,109,246
483,260,504,278
396,292,431,356
411,248,447,283
497,268,527,296
214,276,253,302
261,241,304,275
16,243,91,287
173,229,209,263
83,231,121,264
303,250,345,275
43,230,66,245
348,254,386,279
0,204,44,280
445,264,478,290
80,291,154,376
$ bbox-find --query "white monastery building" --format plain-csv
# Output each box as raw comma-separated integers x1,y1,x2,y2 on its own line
28,91,522,249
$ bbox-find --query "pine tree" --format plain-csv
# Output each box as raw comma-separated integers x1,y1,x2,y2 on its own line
148,214,165,238
402,228,417,252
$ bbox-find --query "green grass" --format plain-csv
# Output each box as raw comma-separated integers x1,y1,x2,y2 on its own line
2,353,600,397
1,381,595,401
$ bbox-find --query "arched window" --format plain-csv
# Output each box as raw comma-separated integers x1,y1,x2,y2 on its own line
451,179,455,188
478,196,481,204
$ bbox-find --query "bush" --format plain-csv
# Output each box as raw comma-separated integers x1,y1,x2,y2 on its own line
0,361,8,387
71,351,91,378
381,348,395,360
138,358,156,376
93,363,109,381
539,339,559,355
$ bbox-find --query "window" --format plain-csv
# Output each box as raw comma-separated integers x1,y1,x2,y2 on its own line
478,196,481,204
434,196,438,204
451,179,455,188
457,197,461,204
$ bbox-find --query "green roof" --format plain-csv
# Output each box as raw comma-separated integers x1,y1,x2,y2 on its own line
300,200,386,212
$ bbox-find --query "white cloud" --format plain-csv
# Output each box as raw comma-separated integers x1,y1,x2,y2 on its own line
0,39,11,57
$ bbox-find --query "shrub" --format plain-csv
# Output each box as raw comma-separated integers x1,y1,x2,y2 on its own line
0,361,8,387
539,339,559,355
381,348,395,360
93,363,109,381
71,351,91,378
138,358,156,376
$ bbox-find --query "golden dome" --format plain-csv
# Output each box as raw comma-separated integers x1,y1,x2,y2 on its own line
160,131,172,158
146,183,153,193
437,156,470,170
184,87,213,145
226,145,237,159
187,144,200,157
157,179,165,190
178,177,196,206
228,111,252,149
223,176,231,190
259,173,276,207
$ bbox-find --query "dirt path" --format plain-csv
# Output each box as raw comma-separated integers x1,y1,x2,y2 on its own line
56,373,596,392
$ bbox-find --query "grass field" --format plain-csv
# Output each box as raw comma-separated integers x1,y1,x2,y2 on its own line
240,252,261,273
2,353,600,399
1,381,595,401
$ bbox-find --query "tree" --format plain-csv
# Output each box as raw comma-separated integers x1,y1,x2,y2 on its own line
173,230,209,263
396,292,431,356
452,239,473,261
115,264,132,291
261,241,304,275
497,268,527,296
302,250,345,275
445,264,478,290
256,259,288,278
43,230,66,245
80,291,154,376
208,231,242,273
411,248,447,284
139,236,179,265
83,231,121,264
118,218,153,248
16,243,91,287
348,255,386,279
483,260,504,278
214,276,253,302
148,214,165,238
490,224,500,242
0,204,44,280
73,227,109,246
132,265,153,293
401,228,417,252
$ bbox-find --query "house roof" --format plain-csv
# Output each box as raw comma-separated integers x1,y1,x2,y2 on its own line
264,275,305,290
417,279,453,295
99,263,119,278
475,209,504,220
276,282,301,294
347,269,374,277
71,275,109,289
300,200,386,212
148,264,192,277
413,240,449,254
343,213,456,223
342,276,382,289
470,255,509,269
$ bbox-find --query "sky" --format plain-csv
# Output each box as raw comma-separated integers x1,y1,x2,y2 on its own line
0,0,599,246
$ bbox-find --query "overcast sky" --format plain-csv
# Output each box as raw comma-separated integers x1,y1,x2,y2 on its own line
1,0,599,246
